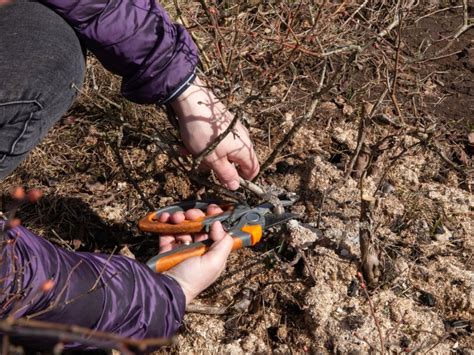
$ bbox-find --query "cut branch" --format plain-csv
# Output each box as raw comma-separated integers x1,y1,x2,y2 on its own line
359,195,380,287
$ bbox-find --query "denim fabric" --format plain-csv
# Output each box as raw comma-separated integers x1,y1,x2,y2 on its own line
0,1,85,179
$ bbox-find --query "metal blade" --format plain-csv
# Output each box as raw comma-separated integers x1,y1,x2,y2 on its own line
264,212,298,229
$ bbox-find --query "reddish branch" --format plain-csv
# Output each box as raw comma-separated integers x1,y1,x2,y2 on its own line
0,318,171,353
357,272,385,354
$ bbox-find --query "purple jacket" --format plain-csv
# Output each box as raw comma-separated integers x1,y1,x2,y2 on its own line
1,1,195,348
39,0,199,104
0,225,185,350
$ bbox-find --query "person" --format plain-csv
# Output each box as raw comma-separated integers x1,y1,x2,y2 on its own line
0,0,260,350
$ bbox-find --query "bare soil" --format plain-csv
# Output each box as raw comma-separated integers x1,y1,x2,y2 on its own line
0,1,472,354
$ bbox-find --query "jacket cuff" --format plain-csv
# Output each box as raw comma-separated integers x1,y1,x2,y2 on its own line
120,22,199,105
160,70,196,105
159,274,186,333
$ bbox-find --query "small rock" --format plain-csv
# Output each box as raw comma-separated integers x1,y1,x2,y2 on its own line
468,132,474,146
419,290,436,307
334,95,345,107
319,101,338,112
381,182,395,194
284,110,295,122
342,104,354,116
286,220,319,249
116,181,127,190
347,279,359,297
276,161,292,174
119,245,135,259
400,335,410,349
434,225,452,242
340,248,349,257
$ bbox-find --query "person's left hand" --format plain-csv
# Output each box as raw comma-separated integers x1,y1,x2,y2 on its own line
170,77,260,190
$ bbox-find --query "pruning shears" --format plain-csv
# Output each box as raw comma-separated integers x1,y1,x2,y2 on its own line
138,199,298,272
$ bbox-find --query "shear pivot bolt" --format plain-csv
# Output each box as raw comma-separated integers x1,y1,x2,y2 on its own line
246,212,260,222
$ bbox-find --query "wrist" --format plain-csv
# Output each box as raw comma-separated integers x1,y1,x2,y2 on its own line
163,271,196,306
161,70,197,105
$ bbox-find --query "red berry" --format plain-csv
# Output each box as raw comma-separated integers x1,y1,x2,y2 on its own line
27,189,43,203
11,187,25,200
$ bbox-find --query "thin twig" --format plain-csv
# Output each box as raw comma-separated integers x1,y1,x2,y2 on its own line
173,0,211,71
345,89,388,179
357,272,385,354
414,5,462,23
435,0,473,55
239,178,265,197
0,318,171,352
389,5,404,120
193,109,242,169
111,145,155,211
256,61,328,178
342,0,369,27
186,303,227,315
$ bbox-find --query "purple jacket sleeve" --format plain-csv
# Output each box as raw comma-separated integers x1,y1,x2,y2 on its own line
0,225,185,349
38,0,198,104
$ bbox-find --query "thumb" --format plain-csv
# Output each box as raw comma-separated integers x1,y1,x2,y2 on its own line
207,157,240,190
200,221,233,271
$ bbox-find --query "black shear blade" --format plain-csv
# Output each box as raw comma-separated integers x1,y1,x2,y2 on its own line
264,212,298,229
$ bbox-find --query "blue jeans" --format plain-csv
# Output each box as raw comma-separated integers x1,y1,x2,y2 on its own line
0,1,85,179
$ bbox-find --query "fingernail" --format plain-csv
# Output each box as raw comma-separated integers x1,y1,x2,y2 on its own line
225,180,239,190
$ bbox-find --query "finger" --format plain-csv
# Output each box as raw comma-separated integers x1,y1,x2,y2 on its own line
207,157,240,190
229,143,260,180
159,235,176,253
200,221,233,271
176,234,193,244
207,204,223,216
193,233,208,242
191,206,222,242
184,208,205,221
169,211,186,224
158,212,170,223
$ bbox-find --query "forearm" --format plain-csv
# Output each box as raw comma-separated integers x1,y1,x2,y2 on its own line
0,225,185,349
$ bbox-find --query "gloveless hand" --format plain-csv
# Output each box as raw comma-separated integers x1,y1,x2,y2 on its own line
164,220,233,305
170,77,260,190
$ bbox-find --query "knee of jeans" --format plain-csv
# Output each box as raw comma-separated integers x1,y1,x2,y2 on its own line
0,2,86,106
0,100,44,159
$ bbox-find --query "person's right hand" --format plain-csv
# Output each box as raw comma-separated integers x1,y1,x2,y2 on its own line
164,220,233,305
157,204,223,253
